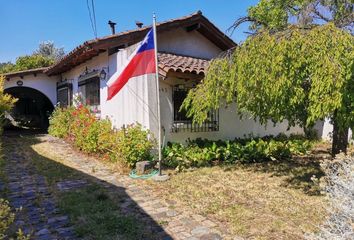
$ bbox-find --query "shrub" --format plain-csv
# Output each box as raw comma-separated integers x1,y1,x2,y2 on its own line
0,76,17,133
0,199,14,239
0,199,29,240
48,106,155,168
48,106,74,138
113,124,155,168
163,136,313,170
307,154,354,240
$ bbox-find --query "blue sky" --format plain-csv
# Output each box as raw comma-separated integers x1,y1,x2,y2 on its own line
0,0,258,63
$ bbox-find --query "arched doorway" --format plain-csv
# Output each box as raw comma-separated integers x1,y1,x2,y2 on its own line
4,87,54,129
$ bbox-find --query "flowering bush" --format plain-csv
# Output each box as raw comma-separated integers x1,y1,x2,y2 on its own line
307,154,354,240
49,106,155,168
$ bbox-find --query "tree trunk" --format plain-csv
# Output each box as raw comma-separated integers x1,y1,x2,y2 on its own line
331,116,348,156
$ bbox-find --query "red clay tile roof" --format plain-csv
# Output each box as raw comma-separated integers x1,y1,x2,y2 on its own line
45,11,236,76
158,52,209,76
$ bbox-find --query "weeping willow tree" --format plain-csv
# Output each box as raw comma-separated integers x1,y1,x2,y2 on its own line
183,1,353,155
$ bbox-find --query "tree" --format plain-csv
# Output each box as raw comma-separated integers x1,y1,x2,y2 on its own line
183,0,354,155
34,41,65,61
0,41,64,74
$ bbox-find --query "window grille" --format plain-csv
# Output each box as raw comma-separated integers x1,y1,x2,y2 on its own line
78,77,100,106
172,86,219,133
56,81,72,107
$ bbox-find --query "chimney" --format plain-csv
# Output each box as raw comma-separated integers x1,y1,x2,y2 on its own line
108,20,117,34
135,21,143,28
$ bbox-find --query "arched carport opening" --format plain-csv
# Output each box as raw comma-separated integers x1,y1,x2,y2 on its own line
4,87,54,129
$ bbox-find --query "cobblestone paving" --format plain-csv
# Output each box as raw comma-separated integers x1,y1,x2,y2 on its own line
2,136,77,240
35,134,232,240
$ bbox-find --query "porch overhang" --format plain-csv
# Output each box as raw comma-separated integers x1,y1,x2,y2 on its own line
158,52,209,77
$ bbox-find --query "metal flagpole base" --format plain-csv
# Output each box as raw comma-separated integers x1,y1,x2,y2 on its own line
151,174,170,182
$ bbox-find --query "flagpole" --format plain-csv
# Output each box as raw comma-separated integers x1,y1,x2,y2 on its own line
153,13,162,176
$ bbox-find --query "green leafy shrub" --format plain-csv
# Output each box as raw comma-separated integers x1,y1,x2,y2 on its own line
48,106,155,168
0,199,14,239
0,76,17,133
113,124,154,168
163,135,314,170
0,199,29,240
48,106,74,138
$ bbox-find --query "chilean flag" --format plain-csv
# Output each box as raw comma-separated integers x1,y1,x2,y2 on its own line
107,29,156,100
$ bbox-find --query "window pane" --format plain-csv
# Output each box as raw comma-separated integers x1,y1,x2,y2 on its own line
173,89,190,121
78,77,100,106
57,88,68,106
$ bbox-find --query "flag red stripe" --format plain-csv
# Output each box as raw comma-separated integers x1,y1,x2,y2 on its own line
107,49,156,100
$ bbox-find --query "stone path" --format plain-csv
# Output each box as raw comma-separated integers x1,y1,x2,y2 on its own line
2,137,77,240
3,134,231,240
37,135,230,240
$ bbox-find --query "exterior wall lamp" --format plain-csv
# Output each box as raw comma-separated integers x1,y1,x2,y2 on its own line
100,67,109,80
100,69,107,80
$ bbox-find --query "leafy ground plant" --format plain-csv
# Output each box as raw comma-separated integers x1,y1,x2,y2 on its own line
163,136,314,170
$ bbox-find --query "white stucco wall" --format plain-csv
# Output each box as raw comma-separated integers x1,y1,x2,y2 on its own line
158,28,222,59
61,52,110,105
4,73,59,105
100,45,154,131
314,118,352,142
159,77,304,143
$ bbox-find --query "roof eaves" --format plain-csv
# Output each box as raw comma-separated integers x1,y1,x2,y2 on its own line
3,67,48,79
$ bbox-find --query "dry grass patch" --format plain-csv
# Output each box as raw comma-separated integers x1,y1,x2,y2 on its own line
144,160,327,239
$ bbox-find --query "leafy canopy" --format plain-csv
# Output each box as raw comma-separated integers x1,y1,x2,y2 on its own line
0,41,64,74
182,23,354,132
241,0,353,32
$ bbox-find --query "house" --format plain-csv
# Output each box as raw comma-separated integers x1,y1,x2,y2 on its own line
3,11,338,142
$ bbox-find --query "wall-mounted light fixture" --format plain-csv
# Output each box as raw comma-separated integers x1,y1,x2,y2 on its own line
100,67,109,81
177,84,185,90
100,69,107,80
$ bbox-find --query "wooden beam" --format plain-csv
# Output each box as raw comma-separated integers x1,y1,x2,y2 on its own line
185,23,201,32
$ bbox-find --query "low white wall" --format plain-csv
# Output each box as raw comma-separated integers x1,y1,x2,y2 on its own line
4,73,59,105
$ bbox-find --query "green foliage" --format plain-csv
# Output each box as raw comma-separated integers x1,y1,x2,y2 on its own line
183,23,353,138
163,135,313,171
245,0,353,32
0,41,64,74
0,199,29,240
48,107,74,138
0,76,17,133
113,124,155,168
49,106,155,168
0,55,54,74
248,0,293,31
0,199,14,240
14,55,54,71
